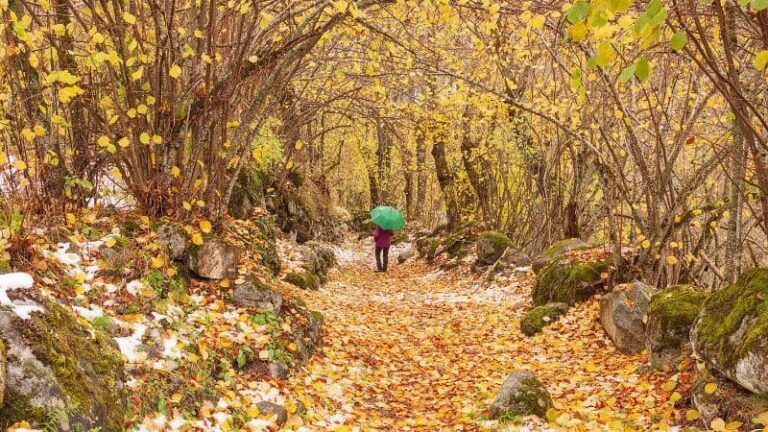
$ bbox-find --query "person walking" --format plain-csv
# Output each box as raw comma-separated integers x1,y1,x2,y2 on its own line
373,225,394,272
369,205,405,273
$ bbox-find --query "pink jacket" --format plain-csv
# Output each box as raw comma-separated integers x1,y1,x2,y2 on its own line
373,226,394,248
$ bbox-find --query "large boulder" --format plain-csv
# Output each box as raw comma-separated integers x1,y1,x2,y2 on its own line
154,221,189,261
531,260,610,306
475,231,513,266
231,279,283,313
0,295,126,430
187,238,242,279
532,238,589,273
645,285,708,369
691,268,768,395
692,367,768,427
599,282,656,354
489,370,553,419
520,303,569,336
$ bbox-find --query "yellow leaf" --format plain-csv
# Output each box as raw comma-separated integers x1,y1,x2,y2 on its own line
704,382,717,394
669,392,682,402
710,418,726,431
13,160,27,170
218,279,230,288
183,201,192,211
97,135,110,147
191,233,204,246
666,255,679,266
151,256,165,268
258,349,270,360
641,239,651,249
140,132,150,144
171,166,181,177
122,12,136,24
686,409,700,421
104,237,117,248
199,220,212,233
66,212,76,226
169,64,182,79
170,393,183,403
118,137,130,148
725,421,743,430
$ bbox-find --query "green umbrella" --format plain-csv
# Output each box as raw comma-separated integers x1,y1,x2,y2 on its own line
370,206,405,231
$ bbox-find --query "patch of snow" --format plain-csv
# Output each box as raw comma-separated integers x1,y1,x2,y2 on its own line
114,324,147,362
162,334,183,359
53,243,81,265
0,272,43,319
73,305,104,320
126,279,145,296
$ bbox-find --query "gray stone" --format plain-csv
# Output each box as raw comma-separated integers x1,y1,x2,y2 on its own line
187,239,242,279
489,370,553,419
268,361,290,380
155,222,189,261
397,247,417,264
231,279,283,313
600,281,656,354
255,401,288,426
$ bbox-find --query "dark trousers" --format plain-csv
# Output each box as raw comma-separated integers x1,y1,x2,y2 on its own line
375,247,390,272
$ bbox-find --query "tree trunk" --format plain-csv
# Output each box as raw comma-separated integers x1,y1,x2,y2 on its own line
431,140,460,229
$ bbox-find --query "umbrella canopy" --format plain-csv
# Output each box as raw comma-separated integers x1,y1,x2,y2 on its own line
370,206,405,231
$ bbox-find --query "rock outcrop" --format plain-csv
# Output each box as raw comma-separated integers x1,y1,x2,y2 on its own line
692,367,768,427
691,268,768,395
520,303,569,336
644,285,707,368
489,370,553,419
0,295,126,431
187,238,242,279
599,282,656,354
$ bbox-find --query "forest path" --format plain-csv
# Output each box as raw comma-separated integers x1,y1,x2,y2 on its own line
289,242,679,431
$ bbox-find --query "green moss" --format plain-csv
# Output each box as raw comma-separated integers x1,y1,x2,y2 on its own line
532,238,589,272
520,303,569,336
532,260,610,306
0,391,49,428
27,299,125,431
648,285,707,352
695,268,768,369
0,260,11,273
119,219,143,237
480,231,512,250
285,272,319,290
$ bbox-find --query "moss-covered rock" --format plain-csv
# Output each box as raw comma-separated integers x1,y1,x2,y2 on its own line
532,238,589,273
692,367,768,427
489,370,553,419
285,272,320,290
228,165,266,220
520,303,569,336
692,268,768,394
475,231,513,266
253,215,281,275
645,285,708,369
531,260,611,306
600,282,656,354
0,297,126,431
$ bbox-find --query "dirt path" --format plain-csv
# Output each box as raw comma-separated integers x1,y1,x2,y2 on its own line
288,244,678,431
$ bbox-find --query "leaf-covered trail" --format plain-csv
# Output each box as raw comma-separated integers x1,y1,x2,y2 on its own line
288,243,683,431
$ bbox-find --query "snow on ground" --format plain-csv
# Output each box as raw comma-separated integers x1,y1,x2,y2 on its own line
0,272,43,319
